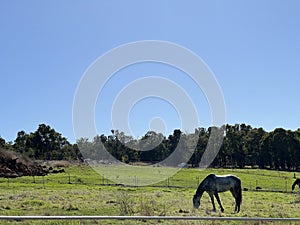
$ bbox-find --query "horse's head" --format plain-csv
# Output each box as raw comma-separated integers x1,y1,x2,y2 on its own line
193,194,200,209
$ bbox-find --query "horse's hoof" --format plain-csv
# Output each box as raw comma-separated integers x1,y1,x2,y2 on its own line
221,209,224,213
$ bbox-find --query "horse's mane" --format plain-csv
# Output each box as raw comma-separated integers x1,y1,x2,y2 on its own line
195,174,213,195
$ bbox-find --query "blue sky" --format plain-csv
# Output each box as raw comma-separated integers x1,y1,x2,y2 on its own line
1,0,300,143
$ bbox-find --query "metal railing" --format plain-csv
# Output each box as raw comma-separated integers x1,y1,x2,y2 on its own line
0,216,300,222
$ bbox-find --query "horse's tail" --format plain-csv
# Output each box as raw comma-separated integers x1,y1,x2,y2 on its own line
292,179,300,191
236,179,242,206
292,181,296,191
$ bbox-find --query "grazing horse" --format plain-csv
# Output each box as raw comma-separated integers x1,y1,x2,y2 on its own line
292,178,300,191
193,174,242,213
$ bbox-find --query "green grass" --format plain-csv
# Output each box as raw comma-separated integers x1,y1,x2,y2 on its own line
0,164,300,224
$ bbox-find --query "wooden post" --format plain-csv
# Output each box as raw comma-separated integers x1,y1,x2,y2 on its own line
134,176,137,187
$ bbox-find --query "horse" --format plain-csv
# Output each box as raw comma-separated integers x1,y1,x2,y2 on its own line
292,178,300,191
193,174,242,213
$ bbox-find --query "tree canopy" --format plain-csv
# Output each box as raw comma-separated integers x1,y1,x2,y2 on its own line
1,123,300,171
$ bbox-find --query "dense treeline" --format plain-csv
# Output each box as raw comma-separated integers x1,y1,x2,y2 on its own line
1,123,300,171
0,124,82,161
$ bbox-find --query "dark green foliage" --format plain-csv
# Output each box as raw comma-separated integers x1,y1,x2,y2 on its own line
1,123,300,171
11,124,80,161
76,124,300,171
0,136,5,147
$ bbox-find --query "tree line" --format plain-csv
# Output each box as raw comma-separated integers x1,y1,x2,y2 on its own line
0,124,82,161
1,123,300,171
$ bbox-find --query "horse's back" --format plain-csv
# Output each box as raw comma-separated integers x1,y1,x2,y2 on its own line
225,175,241,187
205,174,241,192
212,174,240,181
227,174,241,183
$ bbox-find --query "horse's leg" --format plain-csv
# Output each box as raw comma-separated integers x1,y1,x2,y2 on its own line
234,198,238,213
235,194,240,213
214,192,224,212
230,188,238,212
230,187,241,213
208,192,216,211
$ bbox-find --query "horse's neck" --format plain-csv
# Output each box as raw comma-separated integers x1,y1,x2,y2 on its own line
195,186,205,198
196,177,209,197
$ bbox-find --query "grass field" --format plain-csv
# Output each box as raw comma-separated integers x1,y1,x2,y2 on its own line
1,164,300,224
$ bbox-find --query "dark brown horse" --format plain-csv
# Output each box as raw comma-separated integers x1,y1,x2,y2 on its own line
193,174,242,213
292,178,300,191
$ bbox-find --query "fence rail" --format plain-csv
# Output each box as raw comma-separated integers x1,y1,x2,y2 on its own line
0,216,300,221
0,176,294,193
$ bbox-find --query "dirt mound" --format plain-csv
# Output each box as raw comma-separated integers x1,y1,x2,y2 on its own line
0,149,48,178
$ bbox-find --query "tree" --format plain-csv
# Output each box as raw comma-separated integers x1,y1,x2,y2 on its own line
244,128,265,167
0,136,5,148
139,131,165,162
13,124,76,160
31,124,70,160
14,131,29,154
223,124,245,168
188,128,207,167
259,132,273,169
